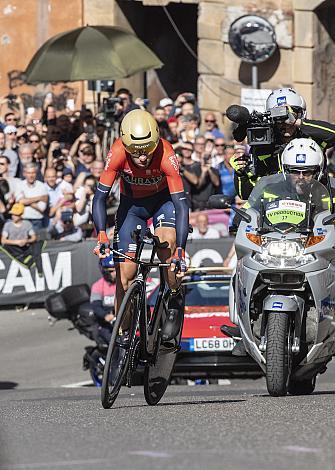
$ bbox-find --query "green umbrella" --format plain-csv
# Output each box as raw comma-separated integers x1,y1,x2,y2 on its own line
25,25,163,84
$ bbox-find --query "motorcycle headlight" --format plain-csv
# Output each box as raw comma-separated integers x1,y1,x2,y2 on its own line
253,239,315,268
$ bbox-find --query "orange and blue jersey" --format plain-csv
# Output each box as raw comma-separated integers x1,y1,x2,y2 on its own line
99,138,184,198
92,138,189,251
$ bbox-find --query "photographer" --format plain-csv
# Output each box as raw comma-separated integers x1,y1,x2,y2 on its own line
73,175,96,227
46,140,74,177
192,152,220,211
176,142,200,209
50,209,83,242
114,88,139,122
69,130,102,163
229,88,335,199
0,94,25,126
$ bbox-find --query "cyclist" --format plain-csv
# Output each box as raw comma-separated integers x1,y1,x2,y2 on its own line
92,109,189,342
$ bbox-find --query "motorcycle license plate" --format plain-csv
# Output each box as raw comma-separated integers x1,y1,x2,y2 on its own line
193,337,235,351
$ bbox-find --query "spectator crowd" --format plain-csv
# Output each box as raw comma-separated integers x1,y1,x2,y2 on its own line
0,88,244,259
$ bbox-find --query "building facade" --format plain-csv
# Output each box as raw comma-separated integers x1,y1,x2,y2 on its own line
0,0,333,127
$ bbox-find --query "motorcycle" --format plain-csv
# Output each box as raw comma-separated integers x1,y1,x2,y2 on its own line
210,173,335,396
45,284,111,387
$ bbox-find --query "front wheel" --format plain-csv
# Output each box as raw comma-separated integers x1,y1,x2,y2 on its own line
266,312,292,397
101,281,143,409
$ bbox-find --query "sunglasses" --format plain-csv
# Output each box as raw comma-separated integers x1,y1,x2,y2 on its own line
215,144,225,147
286,168,317,177
30,139,39,143
205,119,215,123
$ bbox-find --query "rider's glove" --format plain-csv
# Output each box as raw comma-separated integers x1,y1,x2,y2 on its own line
93,231,110,258
230,153,249,176
171,247,187,275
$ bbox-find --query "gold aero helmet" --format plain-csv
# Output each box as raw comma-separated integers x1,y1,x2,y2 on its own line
120,109,159,155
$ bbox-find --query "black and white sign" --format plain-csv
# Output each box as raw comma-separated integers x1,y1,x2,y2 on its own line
0,239,234,306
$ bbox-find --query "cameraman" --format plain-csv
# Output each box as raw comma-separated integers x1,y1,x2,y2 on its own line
114,88,139,122
230,88,335,199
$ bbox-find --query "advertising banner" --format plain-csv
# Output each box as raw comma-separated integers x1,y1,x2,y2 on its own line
0,238,234,306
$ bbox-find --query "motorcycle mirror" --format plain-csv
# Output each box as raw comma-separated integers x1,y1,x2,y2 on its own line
234,207,252,223
322,213,335,225
208,195,251,223
208,194,232,209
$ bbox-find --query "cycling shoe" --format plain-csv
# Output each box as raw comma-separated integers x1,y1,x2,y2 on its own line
161,309,183,342
220,325,241,339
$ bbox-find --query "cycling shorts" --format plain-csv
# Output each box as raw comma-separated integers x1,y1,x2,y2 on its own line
113,189,175,262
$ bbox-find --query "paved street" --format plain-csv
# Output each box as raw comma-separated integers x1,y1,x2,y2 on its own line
1,308,335,470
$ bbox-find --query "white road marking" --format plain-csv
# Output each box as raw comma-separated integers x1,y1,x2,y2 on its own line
3,459,109,469
61,380,93,388
129,451,171,458
218,379,231,385
284,446,321,454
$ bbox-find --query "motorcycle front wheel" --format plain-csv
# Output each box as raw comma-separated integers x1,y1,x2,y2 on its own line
266,312,293,397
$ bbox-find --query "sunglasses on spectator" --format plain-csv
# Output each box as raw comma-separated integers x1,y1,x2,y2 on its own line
205,119,216,123
30,139,39,143
215,143,225,147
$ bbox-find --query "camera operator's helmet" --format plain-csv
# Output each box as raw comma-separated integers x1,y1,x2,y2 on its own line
266,88,306,119
281,138,324,181
120,109,159,155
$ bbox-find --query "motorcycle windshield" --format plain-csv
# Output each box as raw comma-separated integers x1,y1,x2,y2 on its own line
248,173,330,232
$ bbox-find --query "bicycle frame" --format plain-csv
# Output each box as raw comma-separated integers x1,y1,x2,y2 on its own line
111,229,170,364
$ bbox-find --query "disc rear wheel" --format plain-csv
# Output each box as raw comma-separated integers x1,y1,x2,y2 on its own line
144,301,184,406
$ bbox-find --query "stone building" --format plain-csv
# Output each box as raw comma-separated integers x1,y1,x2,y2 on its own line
0,0,334,129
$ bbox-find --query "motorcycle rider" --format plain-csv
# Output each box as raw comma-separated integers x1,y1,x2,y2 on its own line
231,88,335,200
91,257,116,322
223,137,330,355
